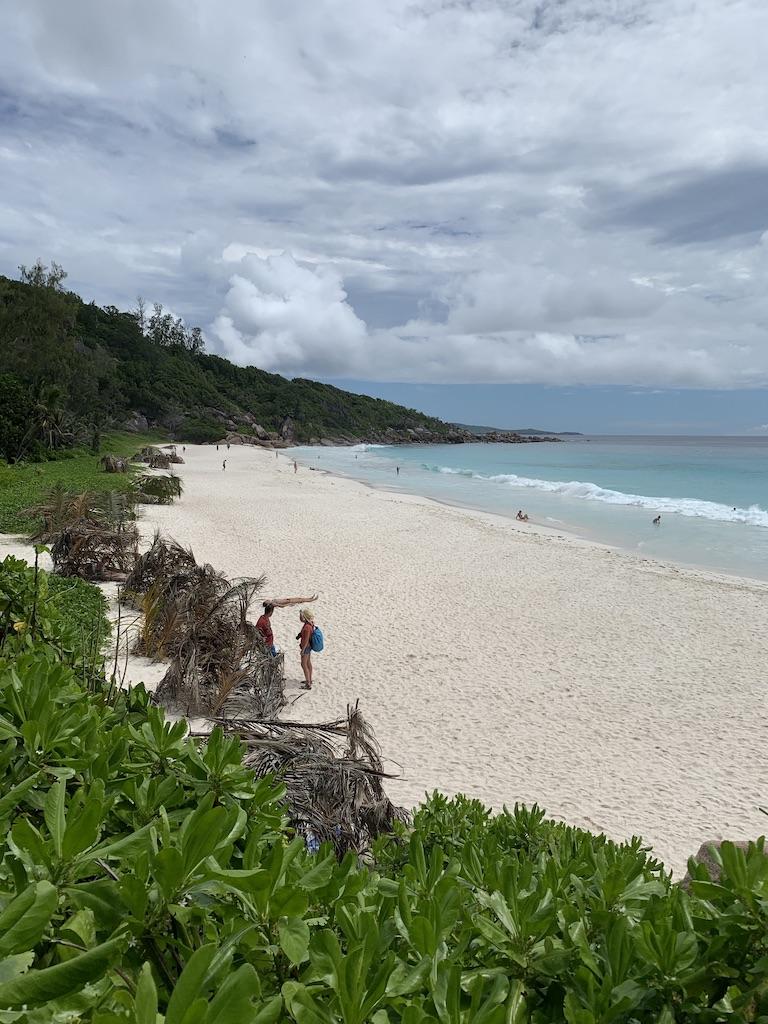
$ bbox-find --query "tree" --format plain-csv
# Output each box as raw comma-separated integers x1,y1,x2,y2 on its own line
0,374,34,462
134,295,147,334
187,325,205,354
18,259,68,290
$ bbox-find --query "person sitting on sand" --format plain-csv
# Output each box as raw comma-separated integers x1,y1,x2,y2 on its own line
256,602,278,656
516,509,529,522
653,515,661,525
297,608,315,689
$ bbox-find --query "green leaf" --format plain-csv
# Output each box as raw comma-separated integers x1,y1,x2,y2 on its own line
253,996,283,1024
0,934,125,1008
207,964,262,1024
165,944,217,1024
0,953,34,984
297,852,335,891
84,822,154,863
0,716,19,741
281,983,328,1024
0,773,41,818
0,881,57,958
278,918,310,965
62,781,104,860
43,779,67,859
134,963,158,1024
385,957,431,997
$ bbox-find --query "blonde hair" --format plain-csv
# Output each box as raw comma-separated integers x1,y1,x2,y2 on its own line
299,608,314,622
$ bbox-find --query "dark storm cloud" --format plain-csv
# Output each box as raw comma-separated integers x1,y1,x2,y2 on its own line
597,164,768,245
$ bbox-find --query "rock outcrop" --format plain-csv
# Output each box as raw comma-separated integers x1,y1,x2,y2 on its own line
122,411,150,433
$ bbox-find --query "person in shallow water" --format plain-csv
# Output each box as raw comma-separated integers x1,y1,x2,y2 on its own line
297,608,315,689
653,515,661,525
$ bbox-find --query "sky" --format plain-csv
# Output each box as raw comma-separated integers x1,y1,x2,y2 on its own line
1,0,768,433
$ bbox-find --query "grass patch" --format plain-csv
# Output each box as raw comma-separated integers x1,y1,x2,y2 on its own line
0,430,168,533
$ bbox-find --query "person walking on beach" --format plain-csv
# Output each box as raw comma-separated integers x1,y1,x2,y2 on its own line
396,466,400,475
294,460,298,474
256,602,278,656
297,608,315,689
222,459,227,471
216,444,219,451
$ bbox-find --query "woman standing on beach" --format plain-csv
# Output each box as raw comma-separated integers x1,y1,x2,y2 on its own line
297,608,315,689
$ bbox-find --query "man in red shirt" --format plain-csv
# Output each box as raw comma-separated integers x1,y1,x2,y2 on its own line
256,602,277,656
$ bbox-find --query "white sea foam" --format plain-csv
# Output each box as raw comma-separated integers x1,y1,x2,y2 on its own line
421,464,768,528
350,443,388,451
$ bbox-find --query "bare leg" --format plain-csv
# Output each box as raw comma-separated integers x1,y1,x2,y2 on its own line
301,652,312,687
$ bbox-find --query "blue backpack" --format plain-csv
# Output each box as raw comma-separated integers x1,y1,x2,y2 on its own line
310,626,324,653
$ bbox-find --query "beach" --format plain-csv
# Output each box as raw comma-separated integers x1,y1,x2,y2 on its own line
4,442,768,875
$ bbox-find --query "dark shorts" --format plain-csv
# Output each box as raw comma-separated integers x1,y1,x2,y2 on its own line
302,646,312,657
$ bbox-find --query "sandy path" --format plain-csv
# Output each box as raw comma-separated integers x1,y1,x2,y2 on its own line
3,442,767,873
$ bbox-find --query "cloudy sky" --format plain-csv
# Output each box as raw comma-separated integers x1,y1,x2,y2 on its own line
2,0,767,432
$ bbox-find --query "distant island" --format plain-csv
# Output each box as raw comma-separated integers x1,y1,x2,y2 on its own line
454,422,582,437
0,265,562,460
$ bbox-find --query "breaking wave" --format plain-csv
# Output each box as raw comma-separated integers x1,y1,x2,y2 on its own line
421,464,768,528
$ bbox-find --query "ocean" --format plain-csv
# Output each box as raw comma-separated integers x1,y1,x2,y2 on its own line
293,436,768,581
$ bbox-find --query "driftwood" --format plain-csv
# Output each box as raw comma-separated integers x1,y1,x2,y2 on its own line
193,703,408,856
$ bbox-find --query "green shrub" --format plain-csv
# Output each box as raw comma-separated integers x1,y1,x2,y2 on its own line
0,373,34,462
0,558,766,1022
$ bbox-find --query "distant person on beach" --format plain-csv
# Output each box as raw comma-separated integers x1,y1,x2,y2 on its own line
216,444,219,451
297,608,315,688
227,442,230,450
396,466,400,475
222,460,227,471
294,461,298,474
256,602,278,656
653,515,661,525
182,445,186,453
516,510,529,522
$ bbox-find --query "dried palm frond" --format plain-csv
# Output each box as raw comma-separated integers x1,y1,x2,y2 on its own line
131,446,173,469
122,533,197,600
51,520,139,581
199,703,408,857
132,473,183,505
100,455,129,473
24,485,135,542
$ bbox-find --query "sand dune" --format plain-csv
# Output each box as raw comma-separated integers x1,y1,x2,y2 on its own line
4,442,767,874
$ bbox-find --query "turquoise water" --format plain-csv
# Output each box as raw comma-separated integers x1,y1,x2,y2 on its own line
293,437,768,581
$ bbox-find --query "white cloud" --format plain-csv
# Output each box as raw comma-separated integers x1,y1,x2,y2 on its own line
2,0,768,387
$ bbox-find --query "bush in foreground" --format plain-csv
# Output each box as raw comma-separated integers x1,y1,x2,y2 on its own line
0,559,766,1022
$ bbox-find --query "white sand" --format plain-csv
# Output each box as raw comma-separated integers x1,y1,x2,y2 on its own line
3,442,767,874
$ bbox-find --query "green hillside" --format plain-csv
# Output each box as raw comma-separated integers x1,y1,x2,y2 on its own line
0,266,456,458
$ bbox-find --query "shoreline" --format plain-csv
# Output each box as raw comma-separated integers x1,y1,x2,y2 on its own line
3,442,767,875
287,449,768,595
